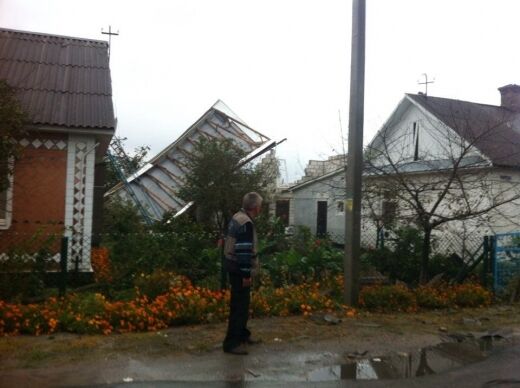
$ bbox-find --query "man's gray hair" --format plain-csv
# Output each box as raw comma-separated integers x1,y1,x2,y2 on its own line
242,192,263,210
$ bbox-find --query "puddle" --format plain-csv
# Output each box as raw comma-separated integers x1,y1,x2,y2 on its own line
306,335,514,381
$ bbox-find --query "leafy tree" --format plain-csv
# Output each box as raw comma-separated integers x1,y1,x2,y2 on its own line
178,138,277,234
0,80,27,192
104,138,150,192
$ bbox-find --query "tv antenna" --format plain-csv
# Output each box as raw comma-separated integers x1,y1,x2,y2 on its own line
418,73,434,96
101,25,119,61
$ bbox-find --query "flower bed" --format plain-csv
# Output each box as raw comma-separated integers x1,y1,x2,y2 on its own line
0,276,492,336
360,282,492,312
0,275,354,336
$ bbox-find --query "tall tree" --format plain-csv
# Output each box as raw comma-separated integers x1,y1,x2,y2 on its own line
178,138,277,234
0,80,27,192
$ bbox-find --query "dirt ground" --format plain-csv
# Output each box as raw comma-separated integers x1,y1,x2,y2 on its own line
1,304,520,372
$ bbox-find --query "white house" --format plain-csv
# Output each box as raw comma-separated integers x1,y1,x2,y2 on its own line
287,85,520,255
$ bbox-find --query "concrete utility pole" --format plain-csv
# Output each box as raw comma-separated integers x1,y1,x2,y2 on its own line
344,0,366,306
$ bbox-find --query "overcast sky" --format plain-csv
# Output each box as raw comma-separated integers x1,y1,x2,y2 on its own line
2,0,520,182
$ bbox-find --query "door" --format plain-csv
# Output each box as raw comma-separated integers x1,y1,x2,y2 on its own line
275,200,290,226
316,201,328,237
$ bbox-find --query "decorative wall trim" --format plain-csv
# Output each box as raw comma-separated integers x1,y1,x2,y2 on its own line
64,135,96,271
18,137,68,150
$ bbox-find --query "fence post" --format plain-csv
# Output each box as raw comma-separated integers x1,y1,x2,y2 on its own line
490,235,496,292
219,236,227,290
481,236,489,288
59,236,68,297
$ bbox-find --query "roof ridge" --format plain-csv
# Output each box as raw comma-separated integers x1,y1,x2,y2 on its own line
0,27,108,46
406,93,504,110
13,87,112,96
31,122,114,129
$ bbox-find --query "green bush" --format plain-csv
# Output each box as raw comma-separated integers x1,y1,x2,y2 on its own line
134,270,191,299
361,227,462,285
260,225,343,287
359,284,417,312
102,200,220,288
0,232,58,301
415,286,449,309
449,283,492,307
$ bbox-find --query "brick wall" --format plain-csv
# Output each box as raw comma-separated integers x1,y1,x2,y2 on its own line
0,134,68,253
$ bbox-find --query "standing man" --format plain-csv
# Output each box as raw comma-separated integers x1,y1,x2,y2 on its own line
223,192,263,355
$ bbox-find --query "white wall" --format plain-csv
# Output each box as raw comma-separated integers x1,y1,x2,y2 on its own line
369,100,484,167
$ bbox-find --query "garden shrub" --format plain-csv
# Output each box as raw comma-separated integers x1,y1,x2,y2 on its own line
91,247,112,283
102,202,220,288
255,214,289,255
260,225,343,287
449,283,492,307
415,285,450,309
362,227,465,285
0,231,58,301
134,270,191,299
58,293,111,334
359,284,417,312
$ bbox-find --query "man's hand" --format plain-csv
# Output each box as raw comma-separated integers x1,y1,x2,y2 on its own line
242,277,252,287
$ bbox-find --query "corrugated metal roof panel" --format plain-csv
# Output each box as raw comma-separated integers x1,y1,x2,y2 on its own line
0,28,114,129
106,102,272,218
0,60,111,94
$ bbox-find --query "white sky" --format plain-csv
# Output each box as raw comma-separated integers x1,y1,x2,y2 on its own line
2,0,520,182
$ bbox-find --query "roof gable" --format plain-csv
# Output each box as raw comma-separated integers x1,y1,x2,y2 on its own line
0,28,115,130
406,94,520,167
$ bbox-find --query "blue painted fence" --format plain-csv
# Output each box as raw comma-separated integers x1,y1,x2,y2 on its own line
493,232,520,292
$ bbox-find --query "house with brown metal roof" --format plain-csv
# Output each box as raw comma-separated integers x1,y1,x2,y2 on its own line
287,85,520,256
0,28,115,271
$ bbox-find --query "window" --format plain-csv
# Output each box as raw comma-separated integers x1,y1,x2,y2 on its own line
0,160,13,230
412,122,420,161
336,200,344,213
275,200,290,227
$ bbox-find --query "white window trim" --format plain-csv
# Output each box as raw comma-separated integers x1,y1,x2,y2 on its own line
0,159,14,230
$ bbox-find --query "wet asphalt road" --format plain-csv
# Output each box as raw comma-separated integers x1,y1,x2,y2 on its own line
3,334,520,388
91,344,520,388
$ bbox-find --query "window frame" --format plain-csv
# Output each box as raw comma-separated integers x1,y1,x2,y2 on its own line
0,159,14,230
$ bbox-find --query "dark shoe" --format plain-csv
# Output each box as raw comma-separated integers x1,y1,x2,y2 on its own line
224,344,248,355
244,337,262,345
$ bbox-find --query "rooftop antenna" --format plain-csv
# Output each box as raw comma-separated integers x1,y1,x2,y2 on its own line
418,73,435,96
101,25,119,61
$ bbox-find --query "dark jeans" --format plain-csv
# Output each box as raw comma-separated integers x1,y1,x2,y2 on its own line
223,272,251,351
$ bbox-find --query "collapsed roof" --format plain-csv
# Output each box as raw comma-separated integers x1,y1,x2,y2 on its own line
106,100,270,220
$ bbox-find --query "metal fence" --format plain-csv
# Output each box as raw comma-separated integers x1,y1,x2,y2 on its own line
2,228,518,292
0,231,93,273
330,229,485,264
493,232,520,292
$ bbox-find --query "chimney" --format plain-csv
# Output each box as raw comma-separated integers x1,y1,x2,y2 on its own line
498,84,520,112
